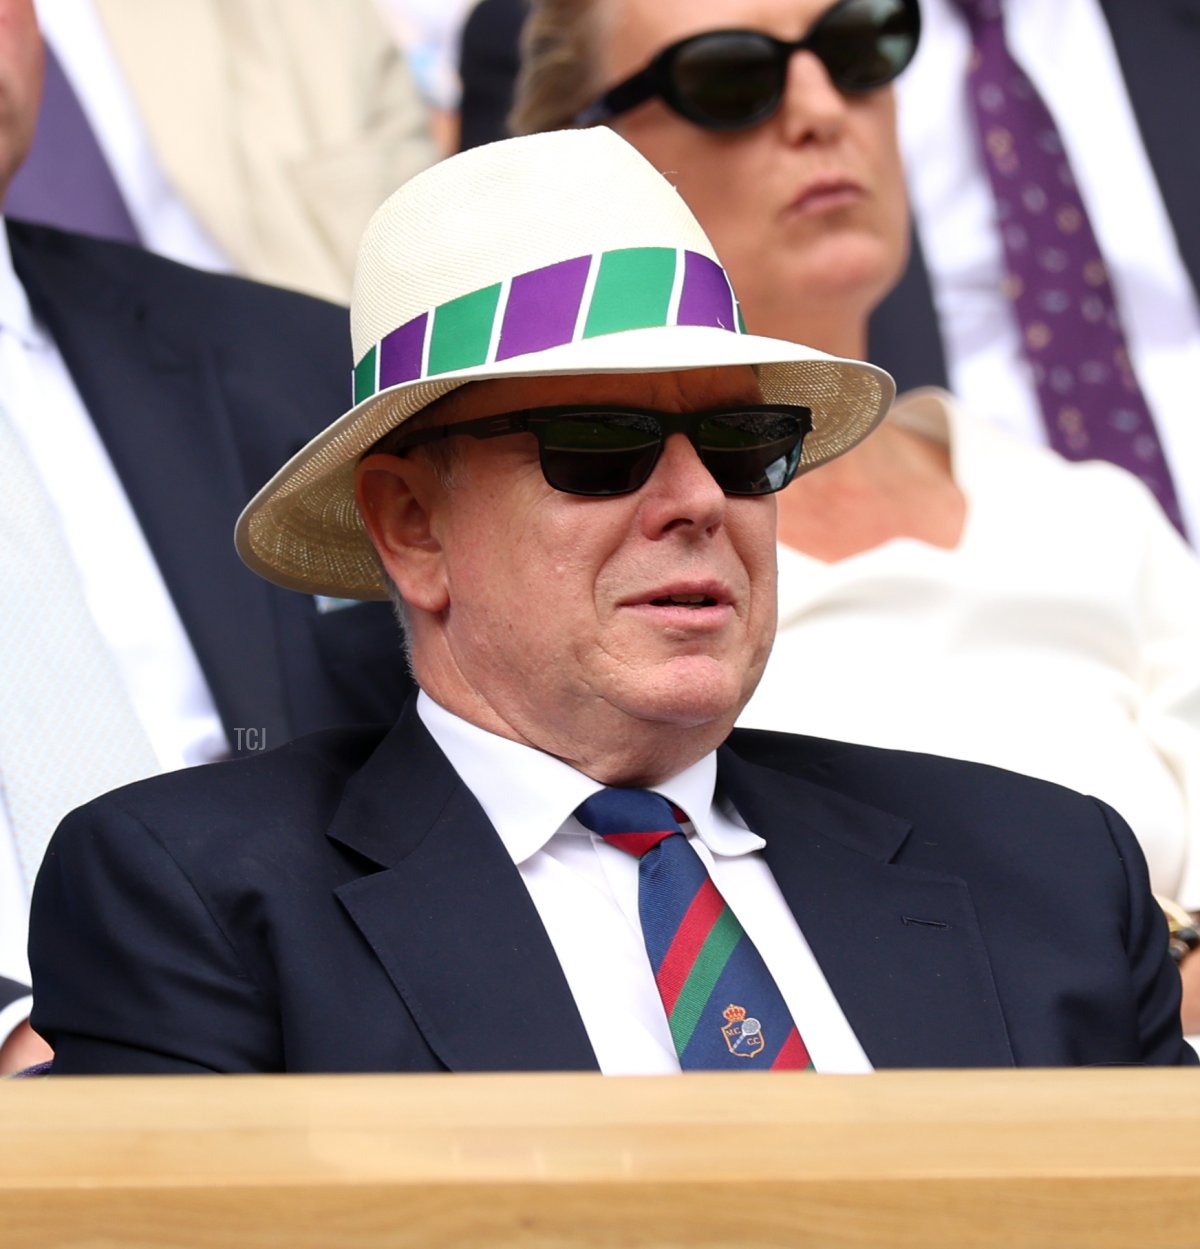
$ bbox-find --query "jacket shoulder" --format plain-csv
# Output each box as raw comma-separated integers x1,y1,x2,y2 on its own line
66,724,387,843
8,218,346,340
726,726,1099,818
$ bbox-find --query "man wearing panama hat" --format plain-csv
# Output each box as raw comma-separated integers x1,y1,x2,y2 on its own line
29,129,1193,1073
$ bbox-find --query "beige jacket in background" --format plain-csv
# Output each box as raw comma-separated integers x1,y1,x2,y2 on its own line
95,0,437,302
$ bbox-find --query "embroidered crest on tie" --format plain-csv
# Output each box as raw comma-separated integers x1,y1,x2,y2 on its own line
575,787,813,1070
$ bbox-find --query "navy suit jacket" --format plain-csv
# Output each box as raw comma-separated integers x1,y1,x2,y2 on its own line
869,0,1200,392
8,220,413,756
29,699,1195,1072
5,221,413,1009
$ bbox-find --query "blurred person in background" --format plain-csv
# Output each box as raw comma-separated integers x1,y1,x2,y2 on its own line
501,0,1200,535
514,0,1200,1038
374,0,475,155
7,0,436,301
873,0,1200,543
0,0,413,1074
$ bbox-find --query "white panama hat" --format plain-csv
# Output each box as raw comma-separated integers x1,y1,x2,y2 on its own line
235,128,895,600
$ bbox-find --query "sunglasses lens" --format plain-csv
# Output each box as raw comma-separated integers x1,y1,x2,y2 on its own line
670,32,784,130
540,414,662,495
537,409,809,497
698,411,809,495
811,0,919,92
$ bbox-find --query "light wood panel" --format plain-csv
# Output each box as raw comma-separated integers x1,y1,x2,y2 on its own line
2,1069,1199,1248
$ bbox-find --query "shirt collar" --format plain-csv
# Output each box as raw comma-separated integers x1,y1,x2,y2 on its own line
416,691,764,866
0,221,46,348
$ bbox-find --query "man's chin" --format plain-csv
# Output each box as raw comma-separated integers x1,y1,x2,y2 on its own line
618,677,748,735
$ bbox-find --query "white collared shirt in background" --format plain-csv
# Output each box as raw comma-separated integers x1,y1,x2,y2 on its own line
418,692,873,1074
0,224,227,996
33,0,230,273
897,0,1200,539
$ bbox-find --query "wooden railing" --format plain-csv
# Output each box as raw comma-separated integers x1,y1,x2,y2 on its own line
2,1069,1199,1248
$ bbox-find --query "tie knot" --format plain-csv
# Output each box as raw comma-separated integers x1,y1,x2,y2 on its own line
574,787,684,859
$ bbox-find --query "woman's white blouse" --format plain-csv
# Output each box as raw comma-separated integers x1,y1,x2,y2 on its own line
740,389,1200,907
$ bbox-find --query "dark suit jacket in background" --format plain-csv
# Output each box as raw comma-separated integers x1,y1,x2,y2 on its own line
9,220,414,750
870,0,1200,392
30,699,1195,1073
457,0,524,150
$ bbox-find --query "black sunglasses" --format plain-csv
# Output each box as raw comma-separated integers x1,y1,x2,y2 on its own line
383,404,813,497
574,0,920,132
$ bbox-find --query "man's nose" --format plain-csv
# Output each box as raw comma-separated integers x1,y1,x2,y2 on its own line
637,432,727,537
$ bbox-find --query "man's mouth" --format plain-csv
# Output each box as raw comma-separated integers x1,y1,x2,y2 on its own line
650,593,719,608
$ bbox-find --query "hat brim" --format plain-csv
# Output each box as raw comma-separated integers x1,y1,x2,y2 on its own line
235,324,894,600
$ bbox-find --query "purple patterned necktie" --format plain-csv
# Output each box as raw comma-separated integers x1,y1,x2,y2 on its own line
575,787,813,1070
948,0,1185,535
5,40,141,245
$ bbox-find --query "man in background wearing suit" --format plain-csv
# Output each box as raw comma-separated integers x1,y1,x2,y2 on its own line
873,0,1200,537
29,128,1195,1074
0,0,412,1072
7,0,436,303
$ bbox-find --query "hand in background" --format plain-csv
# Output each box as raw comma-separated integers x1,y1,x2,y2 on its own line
1181,954,1200,1037
0,1020,53,1076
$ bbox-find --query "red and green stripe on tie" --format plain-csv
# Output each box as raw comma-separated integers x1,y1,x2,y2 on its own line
575,787,813,1071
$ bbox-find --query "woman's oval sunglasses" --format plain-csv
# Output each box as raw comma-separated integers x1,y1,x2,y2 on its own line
381,404,814,497
574,0,921,132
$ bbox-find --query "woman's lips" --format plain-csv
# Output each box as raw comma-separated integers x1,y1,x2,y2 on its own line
788,178,866,215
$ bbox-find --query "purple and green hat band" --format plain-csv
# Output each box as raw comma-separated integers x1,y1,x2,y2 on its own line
352,247,747,405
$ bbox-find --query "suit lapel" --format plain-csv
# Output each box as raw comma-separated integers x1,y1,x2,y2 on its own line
11,225,292,747
329,712,1013,1070
718,745,1015,1068
329,705,598,1073
1098,0,1200,295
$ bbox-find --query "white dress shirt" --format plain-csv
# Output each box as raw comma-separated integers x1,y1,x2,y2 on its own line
0,224,226,1015
373,0,473,109
897,0,1200,539
34,0,231,273
418,692,873,1074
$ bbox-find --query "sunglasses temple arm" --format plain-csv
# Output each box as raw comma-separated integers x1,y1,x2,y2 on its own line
573,71,661,128
572,101,615,126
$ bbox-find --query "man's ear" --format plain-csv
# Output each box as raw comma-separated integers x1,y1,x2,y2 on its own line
355,454,450,613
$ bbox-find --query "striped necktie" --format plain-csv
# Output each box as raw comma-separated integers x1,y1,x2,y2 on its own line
575,787,813,1070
